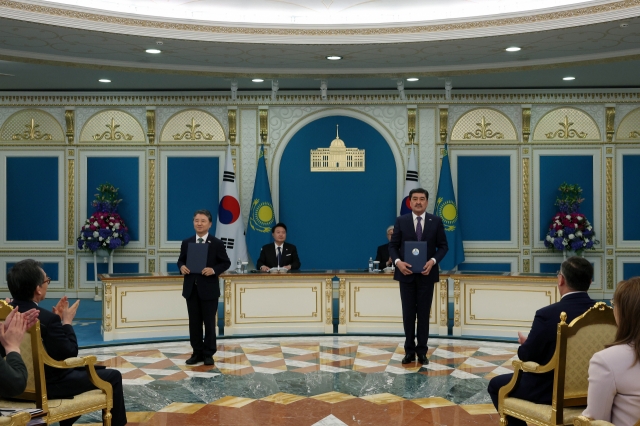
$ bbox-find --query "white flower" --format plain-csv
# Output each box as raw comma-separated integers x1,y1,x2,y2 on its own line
566,215,571,219
562,240,568,246
113,232,119,238
576,230,583,237
574,223,578,228
546,235,552,241
569,234,575,239
577,216,583,221
114,223,120,229
98,237,103,241
558,230,563,236
585,238,590,242
93,221,99,227
587,226,592,231
93,231,99,238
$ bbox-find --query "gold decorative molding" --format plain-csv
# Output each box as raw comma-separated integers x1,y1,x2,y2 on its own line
545,116,587,139
606,259,614,290
523,259,530,273
146,109,155,144
67,158,75,246
325,279,332,325
148,249,155,255
149,149,155,156
439,108,448,143
68,149,74,156
522,157,530,246
93,118,133,141
339,278,346,325
224,280,231,326
462,116,504,140
228,108,237,145
67,258,74,289
606,157,613,246
607,248,613,255
104,283,112,332
148,259,155,273
65,109,74,144
453,279,460,328
172,118,214,141
523,249,529,255
605,106,615,143
68,248,74,255
148,159,156,246
407,108,416,145
522,107,531,142
630,131,640,138
606,147,613,154
440,279,447,327
259,108,269,145
12,118,52,141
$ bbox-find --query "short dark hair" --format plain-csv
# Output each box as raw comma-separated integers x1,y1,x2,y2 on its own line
7,259,44,301
272,223,287,233
409,188,429,200
561,256,593,292
193,209,213,223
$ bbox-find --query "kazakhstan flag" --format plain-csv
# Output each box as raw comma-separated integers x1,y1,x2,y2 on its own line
246,145,276,265
435,144,465,270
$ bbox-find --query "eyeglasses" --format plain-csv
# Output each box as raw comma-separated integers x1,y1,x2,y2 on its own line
555,270,563,277
42,277,51,286
610,299,615,307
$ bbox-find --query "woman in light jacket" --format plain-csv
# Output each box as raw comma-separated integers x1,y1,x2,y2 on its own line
582,277,640,426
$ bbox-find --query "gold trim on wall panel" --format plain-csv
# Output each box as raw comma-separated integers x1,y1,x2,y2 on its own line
453,279,460,327
325,279,332,325
606,156,613,246
67,158,75,246
606,259,614,290
522,106,531,143
439,107,448,143
148,159,156,246
605,106,615,143
146,108,155,144
224,280,231,326
148,259,155,273
259,107,268,145
522,157,530,246
67,258,74,289
523,259,530,273
407,107,416,145
228,107,237,145
65,109,74,144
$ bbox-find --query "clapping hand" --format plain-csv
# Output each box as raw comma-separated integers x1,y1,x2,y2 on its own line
52,296,80,325
0,308,38,354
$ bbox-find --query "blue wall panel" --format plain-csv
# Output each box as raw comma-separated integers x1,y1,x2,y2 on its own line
166,263,179,273
6,262,59,281
622,155,640,240
623,263,640,280
166,157,219,241
7,157,58,241
279,116,396,269
539,156,593,241
86,157,139,241
457,262,511,272
86,262,140,281
457,156,511,241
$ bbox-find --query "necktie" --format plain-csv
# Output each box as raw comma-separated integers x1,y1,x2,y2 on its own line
198,237,204,243
277,246,282,267
416,217,423,241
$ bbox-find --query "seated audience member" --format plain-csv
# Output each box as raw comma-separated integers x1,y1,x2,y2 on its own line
257,223,301,271
487,256,596,426
375,225,394,269
582,277,640,426
7,259,127,426
0,306,39,398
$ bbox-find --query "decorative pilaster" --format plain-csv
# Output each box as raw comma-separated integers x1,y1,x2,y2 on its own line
522,155,530,246
521,105,531,142
228,106,237,145
259,107,269,145
146,107,156,144
438,106,448,143
338,278,346,334
407,106,417,145
148,158,156,246
67,258,74,289
65,108,75,144
605,105,615,143
452,279,461,336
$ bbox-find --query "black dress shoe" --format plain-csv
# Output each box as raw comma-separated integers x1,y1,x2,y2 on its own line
417,354,429,365
401,353,416,364
204,356,214,366
185,354,204,365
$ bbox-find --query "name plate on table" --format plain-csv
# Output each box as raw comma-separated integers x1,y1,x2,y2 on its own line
404,241,427,273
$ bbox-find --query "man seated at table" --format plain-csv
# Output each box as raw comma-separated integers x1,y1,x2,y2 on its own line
375,225,394,269
257,223,301,271
7,259,128,426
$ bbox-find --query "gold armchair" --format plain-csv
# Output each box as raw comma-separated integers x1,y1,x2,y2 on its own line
0,412,30,426
0,301,113,425
498,302,617,426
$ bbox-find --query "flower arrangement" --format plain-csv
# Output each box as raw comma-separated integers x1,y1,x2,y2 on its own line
77,183,130,252
544,183,598,254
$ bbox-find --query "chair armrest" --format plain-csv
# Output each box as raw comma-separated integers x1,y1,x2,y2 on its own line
0,411,30,426
574,416,614,426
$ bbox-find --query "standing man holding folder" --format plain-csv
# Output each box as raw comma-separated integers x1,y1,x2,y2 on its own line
178,209,231,366
389,188,448,365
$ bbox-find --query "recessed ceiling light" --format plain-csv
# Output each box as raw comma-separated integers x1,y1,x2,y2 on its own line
505,47,521,52
563,76,576,81
145,48,161,54
326,55,342,61
252,78,264,83
98,79,111,83
406,77,419,82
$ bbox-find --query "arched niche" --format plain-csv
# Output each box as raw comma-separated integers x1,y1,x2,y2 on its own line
615,107,640,142
450,108,518,142
532,107,600,142
79,109,146,142
160,109,225,143
0,109,65,142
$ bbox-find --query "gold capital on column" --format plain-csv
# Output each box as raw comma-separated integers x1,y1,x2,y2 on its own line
407,107,416,145
65,109,75,144
146,109,156,144
228,108,237,145
522,107,531,142
259,108,269,145
605,106,615,143
439,108,448,143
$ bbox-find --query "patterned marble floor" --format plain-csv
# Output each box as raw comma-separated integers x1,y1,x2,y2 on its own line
74,336,519,425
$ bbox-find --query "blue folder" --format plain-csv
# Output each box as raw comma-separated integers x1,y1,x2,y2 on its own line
186,243,208,273
404,241,427,273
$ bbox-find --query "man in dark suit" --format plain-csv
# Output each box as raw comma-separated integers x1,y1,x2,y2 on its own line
256,223,301,271
487,256,596,426
177,209,231,366
375,226,394,269
6,259,127,426
389,188,448,365
0,305,39,398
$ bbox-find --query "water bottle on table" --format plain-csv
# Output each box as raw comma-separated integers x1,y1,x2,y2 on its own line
368,257,373,272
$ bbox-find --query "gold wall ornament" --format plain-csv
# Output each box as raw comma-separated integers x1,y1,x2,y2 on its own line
462,116,504,140
67,258,74,289
440,279,447,327
453,279,461,328
606,157,613,246
11,118,53,141
259,108,268,145
522,107,531,142
228,108,237,145
148,259,155,273
522,157,530,246
545,116,587,140
93,118,134,141
605,106,615,143
67,158,75,246
172,118,214,141
146,109,155,144
311,125,365,172
630,131,640,138
325,279,332,325
148,159,156,246
439,108,448,143
407,107,416,145
65,109,74,143
523,259,530,273
606,259,614,290
224,280,231,326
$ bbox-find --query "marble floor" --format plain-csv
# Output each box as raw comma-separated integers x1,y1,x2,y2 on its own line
74,336,519,425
